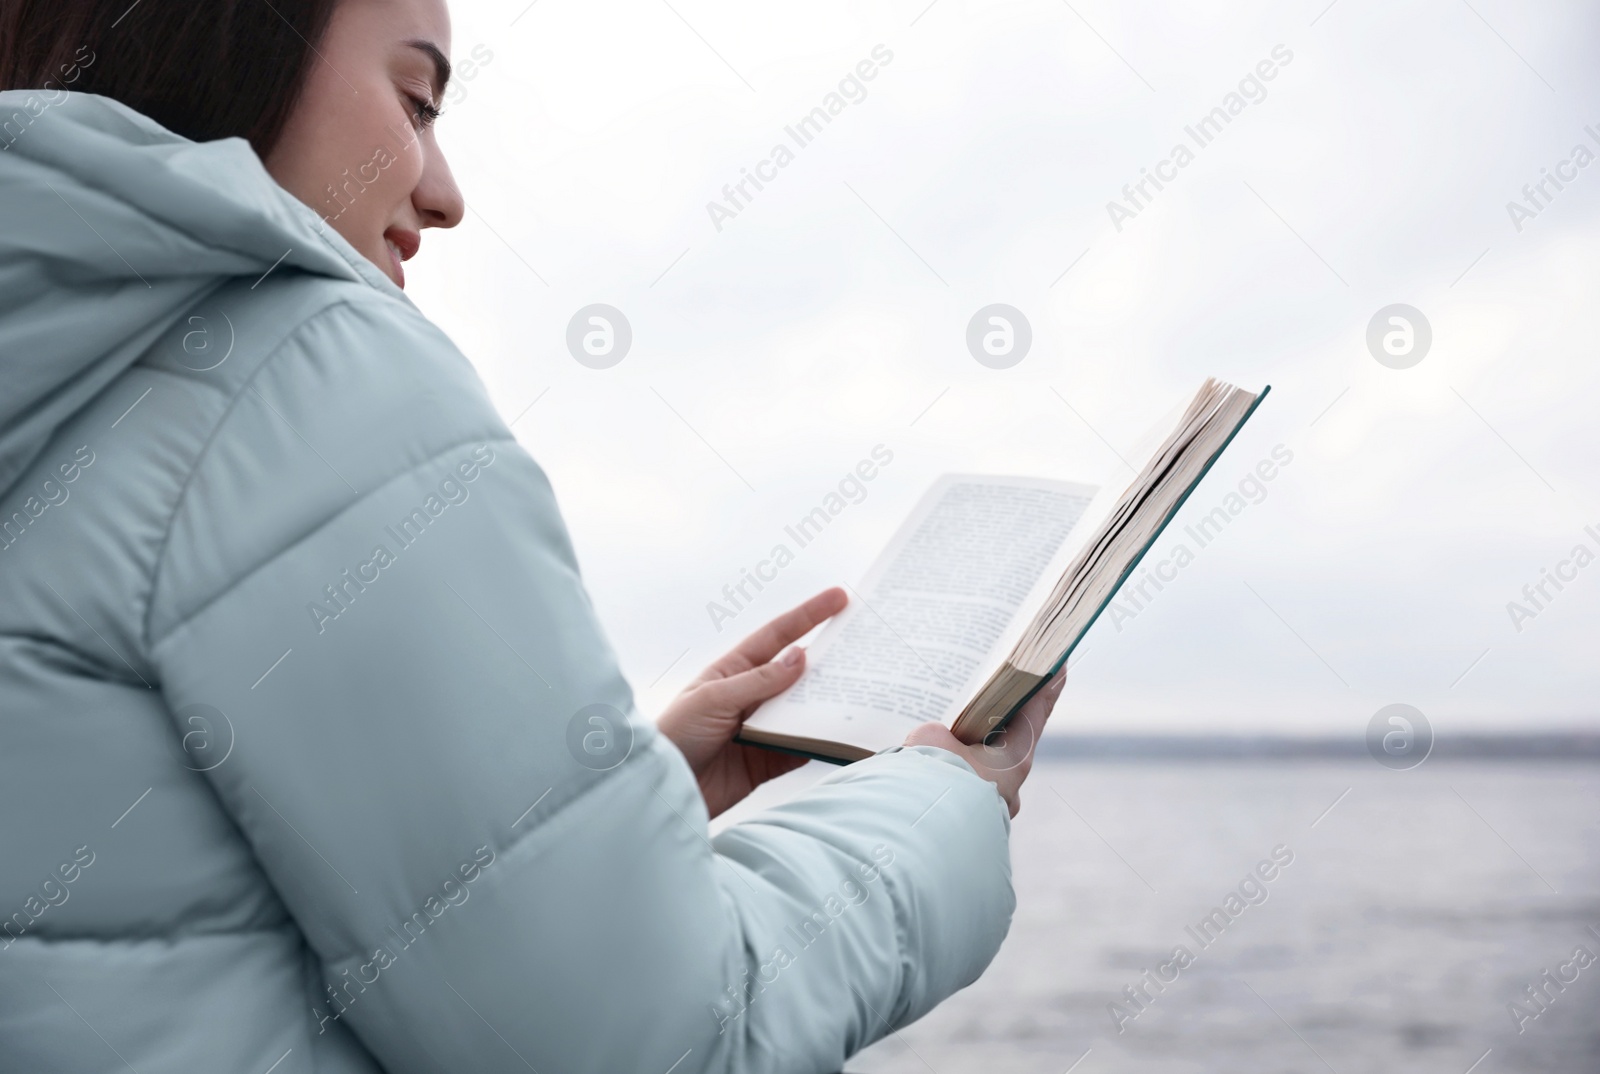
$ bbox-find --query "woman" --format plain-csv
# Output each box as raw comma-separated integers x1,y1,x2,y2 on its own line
0,0,1065,1070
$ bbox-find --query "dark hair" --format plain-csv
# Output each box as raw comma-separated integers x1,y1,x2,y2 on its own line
0,0,339,158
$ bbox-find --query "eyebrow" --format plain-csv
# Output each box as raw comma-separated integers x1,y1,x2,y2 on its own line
405,39,452,98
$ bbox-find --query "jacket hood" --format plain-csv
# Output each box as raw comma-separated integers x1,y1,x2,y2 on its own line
0,89,408,496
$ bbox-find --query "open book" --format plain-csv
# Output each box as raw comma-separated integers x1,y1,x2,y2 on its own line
736,378,1270,763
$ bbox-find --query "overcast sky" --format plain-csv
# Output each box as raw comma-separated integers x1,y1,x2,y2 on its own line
409,0,1600,736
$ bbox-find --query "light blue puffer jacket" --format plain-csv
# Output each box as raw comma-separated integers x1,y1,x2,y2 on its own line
0,91,1016,1073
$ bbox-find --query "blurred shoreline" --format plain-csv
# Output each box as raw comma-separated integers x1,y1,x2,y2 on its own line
1032,731,1600,760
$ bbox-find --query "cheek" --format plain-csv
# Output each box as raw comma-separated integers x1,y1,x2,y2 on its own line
267,50,368,176
347,135,424,206
268,70,425,232
376,134,429,197
324,122,428,255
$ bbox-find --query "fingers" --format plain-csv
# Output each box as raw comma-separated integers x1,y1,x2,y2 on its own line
691,644,807,717
1037,666,1068,712
903,723,1021,817
904,721,960,751
908,720,1011,776
964,669,1065,791
1014,667,1066,738
702,587,848,681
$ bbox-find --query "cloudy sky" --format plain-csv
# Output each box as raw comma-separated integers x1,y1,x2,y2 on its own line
408,0,1600,736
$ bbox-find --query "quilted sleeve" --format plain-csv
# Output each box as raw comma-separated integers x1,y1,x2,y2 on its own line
147,298,1016,1074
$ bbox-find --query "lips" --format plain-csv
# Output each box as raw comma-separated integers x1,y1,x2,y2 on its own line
382,229,421,288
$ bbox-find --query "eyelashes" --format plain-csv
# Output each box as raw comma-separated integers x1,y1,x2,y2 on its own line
408,94,443,128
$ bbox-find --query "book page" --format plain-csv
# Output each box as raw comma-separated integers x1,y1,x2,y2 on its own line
741,475,1095,755
948,380,1265,743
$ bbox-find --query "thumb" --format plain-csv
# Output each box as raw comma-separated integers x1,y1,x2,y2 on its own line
904,721,961,751
696,646,807,715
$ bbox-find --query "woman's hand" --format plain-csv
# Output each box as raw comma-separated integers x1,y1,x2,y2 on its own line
658,587,848,819
903,667,1066,818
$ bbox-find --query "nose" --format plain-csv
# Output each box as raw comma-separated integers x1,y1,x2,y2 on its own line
415,137,464,229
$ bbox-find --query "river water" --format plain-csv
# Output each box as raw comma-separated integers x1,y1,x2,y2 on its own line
794,759,1600,1073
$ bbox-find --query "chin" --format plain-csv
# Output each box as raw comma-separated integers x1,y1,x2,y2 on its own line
369,247,404,289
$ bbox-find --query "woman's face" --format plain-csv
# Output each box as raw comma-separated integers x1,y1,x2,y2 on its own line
264,0,464,289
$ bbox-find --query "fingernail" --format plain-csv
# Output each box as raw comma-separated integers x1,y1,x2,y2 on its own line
782,646,804,667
